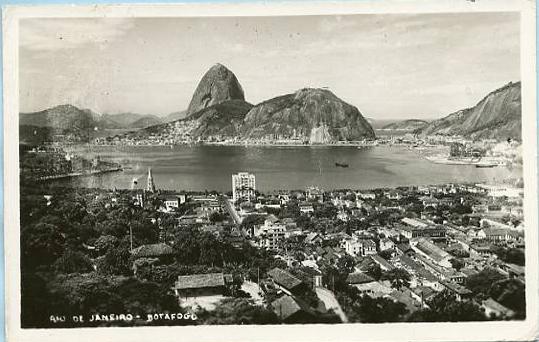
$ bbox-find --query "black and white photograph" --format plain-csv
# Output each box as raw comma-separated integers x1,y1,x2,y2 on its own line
3,1,538,341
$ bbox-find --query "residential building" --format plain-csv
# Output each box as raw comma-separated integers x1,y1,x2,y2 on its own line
440,280,473,301
412,239,452,268
267,268,307,296
306,186,324,203
380,238,395,251
254,215,286,250
232,172,256,203
271,295,315,323
343,238,377,257
370,254,395,271
299,202,314,215
173,272,232,298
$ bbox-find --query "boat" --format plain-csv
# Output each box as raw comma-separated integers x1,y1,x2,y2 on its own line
475,163,498,168
335,162,349,168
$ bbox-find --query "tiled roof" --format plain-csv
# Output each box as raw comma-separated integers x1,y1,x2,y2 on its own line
268,268,303,290
415,239,450,262
370,254,395,270
398,255,437,282
440,280,472,295
271,295,307,320
346,272,375,284
265,214,280,223
174,273,228,290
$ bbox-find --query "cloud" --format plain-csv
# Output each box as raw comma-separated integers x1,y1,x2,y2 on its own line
19,18,134,52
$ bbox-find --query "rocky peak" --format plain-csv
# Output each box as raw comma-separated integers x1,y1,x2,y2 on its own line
186,63,245,116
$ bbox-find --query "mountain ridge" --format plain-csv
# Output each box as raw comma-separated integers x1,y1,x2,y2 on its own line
415,81,521,140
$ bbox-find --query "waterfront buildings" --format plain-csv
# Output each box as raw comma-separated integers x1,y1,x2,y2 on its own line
232,172,256,203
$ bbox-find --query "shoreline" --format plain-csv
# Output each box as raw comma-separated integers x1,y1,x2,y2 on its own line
35,167,123,182
30,178,519,193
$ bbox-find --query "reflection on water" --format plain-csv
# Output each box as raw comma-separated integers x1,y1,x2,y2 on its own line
54,145,521,192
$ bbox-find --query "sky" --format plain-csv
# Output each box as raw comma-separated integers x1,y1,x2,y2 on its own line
19,12,520,120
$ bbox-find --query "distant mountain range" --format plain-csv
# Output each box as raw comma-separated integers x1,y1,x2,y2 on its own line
20,65,520,144
415,81,521,140
100,112,163,129
381,119,428,131
19,104,188,143
20,104,120,130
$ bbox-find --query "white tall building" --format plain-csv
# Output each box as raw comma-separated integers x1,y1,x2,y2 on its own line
232,172,256,203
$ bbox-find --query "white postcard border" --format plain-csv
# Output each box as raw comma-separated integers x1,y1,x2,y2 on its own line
3,1,538,341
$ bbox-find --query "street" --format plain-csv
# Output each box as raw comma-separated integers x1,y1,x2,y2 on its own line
315,287,349,323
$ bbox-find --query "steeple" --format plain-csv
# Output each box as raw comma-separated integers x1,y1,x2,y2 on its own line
147,167,156,193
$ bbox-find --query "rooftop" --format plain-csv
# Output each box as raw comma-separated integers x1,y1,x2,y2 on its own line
174,272,229,290
347,272,375,285
415,239,451,262
268,268,303,290
271,295,312,320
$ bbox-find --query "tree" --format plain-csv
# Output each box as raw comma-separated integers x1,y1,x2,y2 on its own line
381,268,411,290
94,235,119,256
379,249,394,260
314,203,338,219
490,246,525,266
337,254,356,275
98,241,132,276
22,222,65,268
355,295,408,323
488,279,526,319
409,292,486,322
173,226,202,264
21,272,55,328
54,248,94,274
466,269,506,297
209,211,227,223
365,263,382,281
449,258,465,271
239,215,265,232
197,298,279,325
198,232,224,267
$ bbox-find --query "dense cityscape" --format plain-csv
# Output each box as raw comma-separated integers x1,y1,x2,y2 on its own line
20,147,526,327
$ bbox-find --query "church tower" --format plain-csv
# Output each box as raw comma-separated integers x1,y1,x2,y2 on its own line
146,167,156,193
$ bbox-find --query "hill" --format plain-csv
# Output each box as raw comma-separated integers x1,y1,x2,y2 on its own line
187,100,253,138
241,88,374,143
102,112,163,128
126,115,163,129
415,82,521,141
382,119,428,131
186,63,245,115
163,110,187,122
20,104,120,130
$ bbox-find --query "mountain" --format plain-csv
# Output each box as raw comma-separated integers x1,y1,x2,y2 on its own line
382,119,428,131
416,82,521,140
241,88,375,142
186,63,245,115
20,104,121,130
164,110,187,122
367,118,401,130
126,115,163,129
187,100,253,138
102,112,163,128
